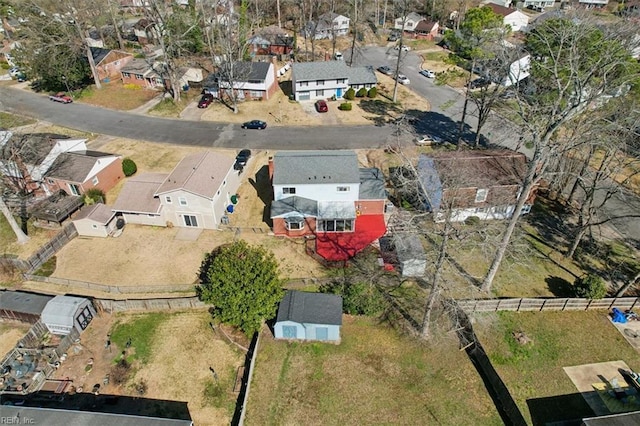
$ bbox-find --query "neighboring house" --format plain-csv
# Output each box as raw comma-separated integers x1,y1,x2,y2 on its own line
274,290,343,342
0,290,53,324
522,0,554,9
291,61,377,101
416,150,535,222
0,132,87,197
270,151,387,261
306,12,350,40
90,47,134,82
43,150,124,197
73,203,118,238
414,20,439,40
247,26,294,58
486,0,513,7
203,61,278,101
41,295,96,335
484,3,529,32
394,12,423,32
113,151,242,229
132,18,158,44
476,53,530,86
120,58,165,88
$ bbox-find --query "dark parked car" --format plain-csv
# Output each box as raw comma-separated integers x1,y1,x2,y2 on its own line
198,93,214,108
388,34,399,42
235,149,251,166
377,65,393,75
241,120,267,130
470,78,491,89
315,99,328,112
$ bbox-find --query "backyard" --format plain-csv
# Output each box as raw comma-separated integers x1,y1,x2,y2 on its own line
475,310,640,424
245,317,502,426
0,321,30,357
51,310,244,425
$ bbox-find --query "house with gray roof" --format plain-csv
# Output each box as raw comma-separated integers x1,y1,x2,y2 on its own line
305,12,350,40
90,47,134,81
269,150,387,261
274,290,343,342
291,61,377,101
73,203,118,237
44,150,124,198
113,151,243,229
203,61,278,100
0,290,53,323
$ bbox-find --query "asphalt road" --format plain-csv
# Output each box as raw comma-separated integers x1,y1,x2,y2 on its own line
0,86,396,150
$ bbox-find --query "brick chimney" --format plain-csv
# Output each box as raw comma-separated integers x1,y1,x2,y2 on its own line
268,156,275,181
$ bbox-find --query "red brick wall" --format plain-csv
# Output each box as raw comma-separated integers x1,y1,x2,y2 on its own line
272,217,317,237
97,53,134,80
443,185,520,209
121,74,147,87
47,158,124,196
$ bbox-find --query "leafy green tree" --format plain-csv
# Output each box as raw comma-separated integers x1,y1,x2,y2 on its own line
122,158,137,177
84,188,105,205
198,241,284,336
573,274,607,299
320,280,384,316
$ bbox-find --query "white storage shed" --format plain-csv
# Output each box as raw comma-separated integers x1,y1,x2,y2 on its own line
41,296,96,335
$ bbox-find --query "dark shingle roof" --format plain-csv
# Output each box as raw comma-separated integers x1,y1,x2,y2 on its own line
271,196,318,218
276,290,343,325
0,290,53,315
0,133,70,165
90,47,110,64
359,168,386,200
273,151,360,185
45,151,116,183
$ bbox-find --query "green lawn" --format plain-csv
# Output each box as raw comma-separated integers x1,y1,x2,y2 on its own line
109,312,167,364
245,317,502,426
476,310,640,425
0,112,37,128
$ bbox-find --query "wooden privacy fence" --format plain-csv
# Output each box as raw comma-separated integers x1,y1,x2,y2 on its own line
95,296,207,312
457,297,640,313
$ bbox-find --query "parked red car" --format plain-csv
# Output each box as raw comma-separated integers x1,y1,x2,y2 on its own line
315,99,328,113
198,93,214,108
48,92,73,103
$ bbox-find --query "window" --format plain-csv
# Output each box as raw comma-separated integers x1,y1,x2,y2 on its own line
521,204,532,214
316,80,324,86
337,186,350,192
179,197,188,206
92,224,98,229
247,79,263,84
249,90,263,98
283,325,297,338
285,217,305,231
47,178,54,184
283,187,296,195
165,196,172,204
316,89,324,96
122,72,131,78
300,81,309,87
475,188,488,203
223,180,226,187
68,183,81,196
92,176,99,185
135,74,143,80
114,60,120,66
183,215,198,227
337,78,346,84
318,219,353,232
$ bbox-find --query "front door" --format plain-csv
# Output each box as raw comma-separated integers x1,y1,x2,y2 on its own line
183,215,198,227
316,327,328,341
336,88,343,97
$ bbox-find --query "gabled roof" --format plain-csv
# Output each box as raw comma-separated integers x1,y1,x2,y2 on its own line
394,234,425,262
318,12,347,23
484,3,517,17
74,203,116,225
271,196,318,218
0,290,53,316
112,172,167,214
45,150,118,183
359,168,386,200
276,290,343,325
293,61,350,82
398,12,423,23
273,150,360,186
41,295,88,327
0,133,70,165
420,150,527,188
347,65,377,85
155,151,234,200
121,58,160,78
90,47,111,64
231,61,272,81
415,20,438,33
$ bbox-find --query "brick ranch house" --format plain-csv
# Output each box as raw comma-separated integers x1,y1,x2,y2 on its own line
203,60,279,101
269,150,388,261
416,150,536,222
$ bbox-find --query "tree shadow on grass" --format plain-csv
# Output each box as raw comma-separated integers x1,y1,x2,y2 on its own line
546,276,574,297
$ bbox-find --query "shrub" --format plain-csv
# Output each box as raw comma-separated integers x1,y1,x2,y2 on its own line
573,274,607,299
84,188,105,205
338,102,352,111
320,280,385,316
344,87,356,100
110,359,131,385
465,216,480,226
122,158,137,177
367,87,378,98
356,88,367,97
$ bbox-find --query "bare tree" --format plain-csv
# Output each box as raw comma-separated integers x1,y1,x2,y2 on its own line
481,14,640,292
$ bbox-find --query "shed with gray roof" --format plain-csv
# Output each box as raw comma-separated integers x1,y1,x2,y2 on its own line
41,295,96,335
73,203,117,238
0,290,53,323
274,290,343,342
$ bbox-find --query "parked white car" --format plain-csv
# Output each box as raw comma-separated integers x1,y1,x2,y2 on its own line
393,45,411,52
415,134,444,146
396,74,410,85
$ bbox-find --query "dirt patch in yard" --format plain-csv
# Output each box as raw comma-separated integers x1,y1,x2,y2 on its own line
0,322,30,357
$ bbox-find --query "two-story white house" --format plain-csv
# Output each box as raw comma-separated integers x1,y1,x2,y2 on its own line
394,12,423,33
291,61,377,101
113,151,243,229
269,150,387,261
484,3,529,32
306,12,350,40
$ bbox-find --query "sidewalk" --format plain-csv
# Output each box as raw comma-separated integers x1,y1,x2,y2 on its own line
128,93,165,114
